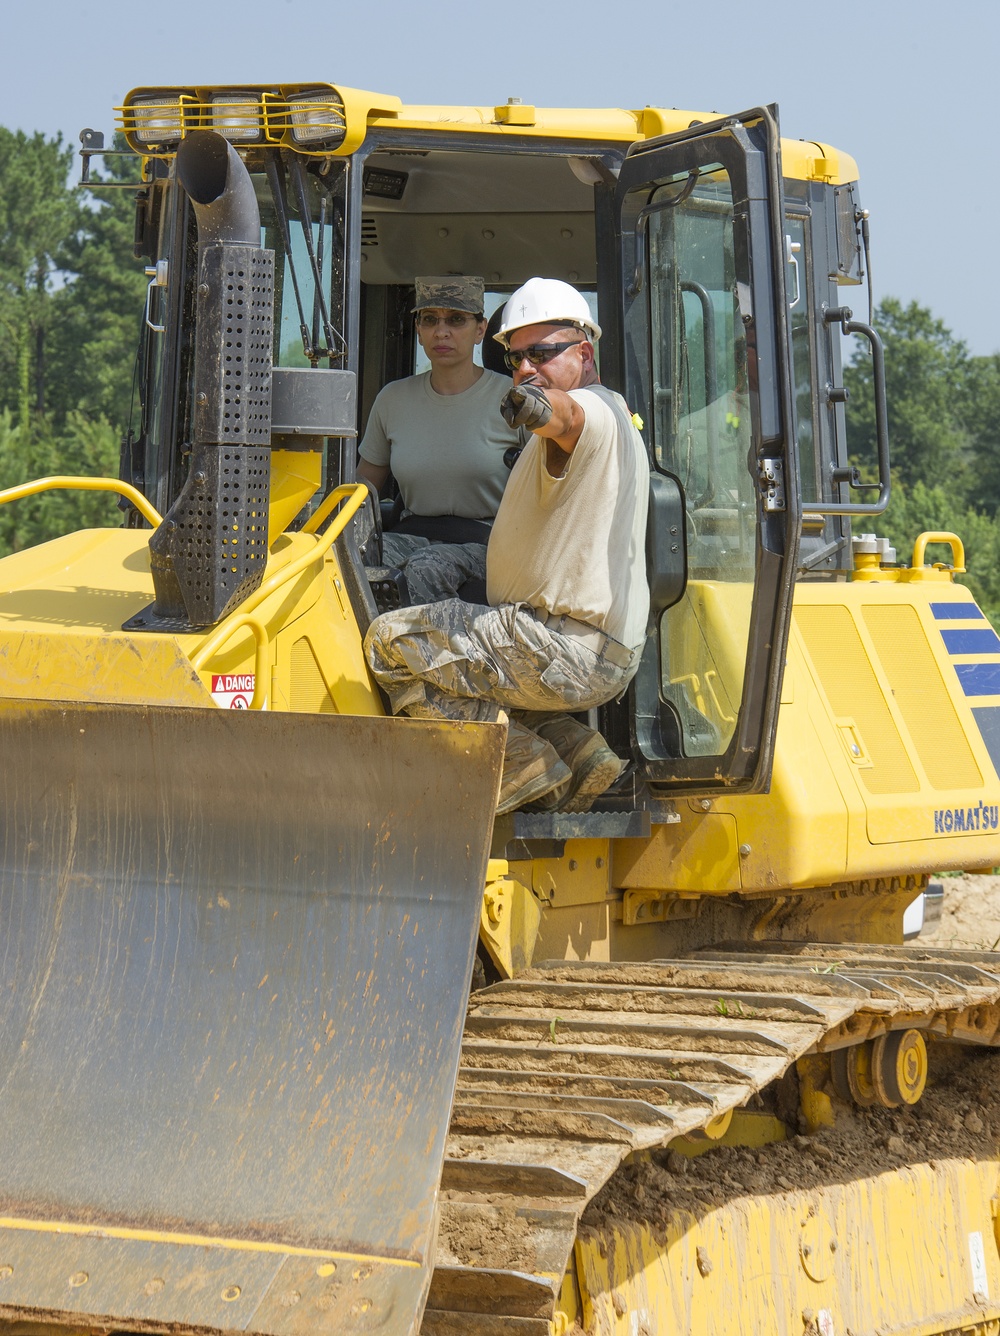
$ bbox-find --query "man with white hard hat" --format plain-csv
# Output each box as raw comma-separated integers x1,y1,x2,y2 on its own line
365,277,649,814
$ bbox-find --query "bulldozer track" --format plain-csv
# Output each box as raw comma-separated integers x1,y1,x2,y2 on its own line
424,941,1000,1334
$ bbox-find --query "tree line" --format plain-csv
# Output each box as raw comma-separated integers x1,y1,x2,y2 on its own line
2,127,1000,616
843,299,1000,620
0,127,144,550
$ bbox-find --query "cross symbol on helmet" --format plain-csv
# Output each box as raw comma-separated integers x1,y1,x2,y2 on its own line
519,303,528,316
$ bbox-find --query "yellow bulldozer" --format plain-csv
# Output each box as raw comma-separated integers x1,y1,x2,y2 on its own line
2,85,1000,1336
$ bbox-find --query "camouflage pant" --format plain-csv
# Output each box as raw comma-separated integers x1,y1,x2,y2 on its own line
381,534,487,604
364,598,641,727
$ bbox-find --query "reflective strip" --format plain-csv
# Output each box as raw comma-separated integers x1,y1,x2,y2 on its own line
941,627,1000,655
931,601,985,620
955,663,1000,696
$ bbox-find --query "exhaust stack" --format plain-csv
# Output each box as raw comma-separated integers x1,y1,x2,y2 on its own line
148,131,274,627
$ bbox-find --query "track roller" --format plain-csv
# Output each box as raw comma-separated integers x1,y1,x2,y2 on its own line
871,1029,928,1108
831,1031,928,1110
831,1041,877,1108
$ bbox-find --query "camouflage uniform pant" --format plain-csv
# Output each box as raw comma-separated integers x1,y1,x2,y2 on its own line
380,534,487,604
364,598,641,730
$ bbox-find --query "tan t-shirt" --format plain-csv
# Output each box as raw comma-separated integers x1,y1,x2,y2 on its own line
487,384,650,649
358,369,518,519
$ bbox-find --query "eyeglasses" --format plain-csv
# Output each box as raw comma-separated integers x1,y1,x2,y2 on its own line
415,312,479,329
503,341,583,371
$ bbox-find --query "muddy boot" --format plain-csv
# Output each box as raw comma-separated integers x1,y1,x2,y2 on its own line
529,713,625,813
496,720,571,815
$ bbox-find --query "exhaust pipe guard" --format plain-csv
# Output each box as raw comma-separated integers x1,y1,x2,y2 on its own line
148,132,274,628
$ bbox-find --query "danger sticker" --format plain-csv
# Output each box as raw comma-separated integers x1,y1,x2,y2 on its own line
212,673,255,709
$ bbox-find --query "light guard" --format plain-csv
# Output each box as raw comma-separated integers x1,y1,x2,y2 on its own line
210,93,263,143
129,95,190,146
286,89,347,147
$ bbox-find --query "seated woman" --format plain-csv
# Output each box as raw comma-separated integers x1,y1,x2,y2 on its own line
356,276,519,603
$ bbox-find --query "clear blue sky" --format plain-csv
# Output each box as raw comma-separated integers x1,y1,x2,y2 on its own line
3,0,996,354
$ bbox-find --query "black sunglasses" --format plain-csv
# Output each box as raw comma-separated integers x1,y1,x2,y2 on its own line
504,341,584,371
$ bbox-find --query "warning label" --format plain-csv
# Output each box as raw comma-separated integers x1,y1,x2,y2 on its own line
211,673,255,709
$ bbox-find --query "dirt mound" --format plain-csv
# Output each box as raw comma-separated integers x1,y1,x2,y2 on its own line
923,872,1000,950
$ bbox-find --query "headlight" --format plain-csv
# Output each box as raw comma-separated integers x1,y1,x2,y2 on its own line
128,96,189,146
286,90,347,147
210,93,263,143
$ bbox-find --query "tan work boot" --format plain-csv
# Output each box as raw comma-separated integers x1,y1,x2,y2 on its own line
496,720,571,815
529,713,625,813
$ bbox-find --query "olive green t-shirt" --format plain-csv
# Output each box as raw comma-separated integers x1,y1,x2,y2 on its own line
359,369,518,519
487,384,650,650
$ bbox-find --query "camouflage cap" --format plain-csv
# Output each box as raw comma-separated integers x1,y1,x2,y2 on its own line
412,275,485,316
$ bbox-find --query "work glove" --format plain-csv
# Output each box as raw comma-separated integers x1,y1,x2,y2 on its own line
500,383,553,431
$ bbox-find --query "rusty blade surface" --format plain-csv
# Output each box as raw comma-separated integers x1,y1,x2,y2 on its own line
0,700,504,1336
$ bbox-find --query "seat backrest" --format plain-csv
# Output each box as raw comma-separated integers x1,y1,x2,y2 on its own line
482,307,512,378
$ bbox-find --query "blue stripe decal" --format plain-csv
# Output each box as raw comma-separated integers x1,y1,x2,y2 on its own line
974,707,1000,782
956,663,1000,696
931,602,985,620
942,628,1000,655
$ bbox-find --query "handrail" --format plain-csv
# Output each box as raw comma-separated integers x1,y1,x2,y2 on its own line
190,615,269,709
190,483,368,703
911,530,966,573
236,483,368,617
0,475,163,527
804,307,890,517
300,481,365,535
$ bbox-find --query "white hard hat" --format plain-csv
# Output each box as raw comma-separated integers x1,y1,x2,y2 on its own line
493,277,602,346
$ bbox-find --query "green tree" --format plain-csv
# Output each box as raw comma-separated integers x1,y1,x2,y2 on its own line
50,137,148,431
0,410,121,555
0,129,78,425
0,130,147,557
962,353,1000,513
844,298,970,491
875,478,1000,621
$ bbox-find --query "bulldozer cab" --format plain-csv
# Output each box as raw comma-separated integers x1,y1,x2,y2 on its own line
124,94,878,802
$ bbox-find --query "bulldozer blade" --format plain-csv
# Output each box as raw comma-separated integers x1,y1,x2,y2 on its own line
0,699,505,1336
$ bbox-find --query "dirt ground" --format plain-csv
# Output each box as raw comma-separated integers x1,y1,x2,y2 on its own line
923,871,1000,950
583,1042,1000,1233
581,873,1000,1234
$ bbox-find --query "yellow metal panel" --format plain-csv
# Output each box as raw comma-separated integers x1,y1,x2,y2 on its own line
0,630,213,708
651,579,1000,895
479,874,543,978
864,601,983,790
525,841,611,907
0,526,380,717
795,602,920,795
795,583,1000,857
0,528,155,630
289,636,334,713
333,85,402,154
116,83,858,188
613,813,741,894
533,901,611,963
781,138,860,184
268,449,322,542
576,1159,1000,1336
267,558,381,717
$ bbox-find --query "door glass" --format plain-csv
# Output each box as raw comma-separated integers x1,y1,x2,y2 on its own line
636,163,754,757
786,214,819,500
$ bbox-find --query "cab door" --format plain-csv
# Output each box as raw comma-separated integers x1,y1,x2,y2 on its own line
613,107,798,793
